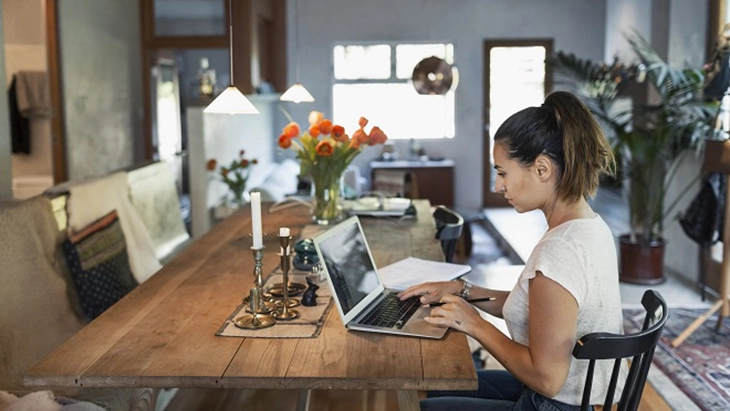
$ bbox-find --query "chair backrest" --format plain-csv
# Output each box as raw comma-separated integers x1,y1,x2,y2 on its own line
433,205,464,263
572,290,668,411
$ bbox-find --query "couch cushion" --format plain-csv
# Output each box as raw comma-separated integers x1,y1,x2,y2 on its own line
63,210,138,320
66,172,162,283
0,197,86,391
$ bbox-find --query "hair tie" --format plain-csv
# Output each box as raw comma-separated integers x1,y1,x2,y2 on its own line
541,102,553,111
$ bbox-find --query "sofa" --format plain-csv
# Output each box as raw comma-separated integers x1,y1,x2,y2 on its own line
0,161,188,410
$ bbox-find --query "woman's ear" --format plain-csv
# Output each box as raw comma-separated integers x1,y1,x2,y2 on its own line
534,155,552,181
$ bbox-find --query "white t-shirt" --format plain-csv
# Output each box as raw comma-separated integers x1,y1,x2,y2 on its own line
502,214,626,405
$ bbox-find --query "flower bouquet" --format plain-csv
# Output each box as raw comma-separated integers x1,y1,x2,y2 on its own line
206,149,258,208
279,111,388,224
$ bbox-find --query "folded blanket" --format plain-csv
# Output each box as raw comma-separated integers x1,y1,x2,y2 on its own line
14,71,52,119
67,172,162,283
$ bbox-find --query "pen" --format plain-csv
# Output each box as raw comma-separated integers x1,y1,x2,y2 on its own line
428,297,496,307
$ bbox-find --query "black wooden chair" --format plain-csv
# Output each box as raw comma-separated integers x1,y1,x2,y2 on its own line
433,205,464,263
572,290,668,411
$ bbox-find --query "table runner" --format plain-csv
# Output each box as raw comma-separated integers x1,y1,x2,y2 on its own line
216,271,333,338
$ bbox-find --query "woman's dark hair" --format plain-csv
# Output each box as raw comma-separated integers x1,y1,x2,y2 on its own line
493,91,616,203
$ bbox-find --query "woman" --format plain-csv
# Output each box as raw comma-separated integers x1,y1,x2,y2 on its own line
399,91,624,410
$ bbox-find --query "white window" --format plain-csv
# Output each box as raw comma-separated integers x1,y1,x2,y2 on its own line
332,43,455,139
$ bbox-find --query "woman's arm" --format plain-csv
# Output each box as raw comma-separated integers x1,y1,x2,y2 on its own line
428,271,578,398
398,281,509,318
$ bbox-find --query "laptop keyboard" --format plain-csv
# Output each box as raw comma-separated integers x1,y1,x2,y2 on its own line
359,293,421,329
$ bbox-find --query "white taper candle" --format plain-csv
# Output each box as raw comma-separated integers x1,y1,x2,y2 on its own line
251,192,263,249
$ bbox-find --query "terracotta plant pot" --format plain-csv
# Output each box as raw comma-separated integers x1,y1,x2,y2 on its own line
618,234,666,285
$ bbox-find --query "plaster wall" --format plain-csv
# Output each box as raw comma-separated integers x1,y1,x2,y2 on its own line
662,0,709,284
57,0,143,181
2,0,53,198
284,0,607,211
604,0,653,62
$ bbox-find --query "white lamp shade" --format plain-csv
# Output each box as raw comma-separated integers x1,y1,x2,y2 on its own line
279,83,315,103
204,86,260,114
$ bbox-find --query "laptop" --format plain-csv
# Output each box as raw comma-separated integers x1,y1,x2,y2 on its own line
312,216,448,339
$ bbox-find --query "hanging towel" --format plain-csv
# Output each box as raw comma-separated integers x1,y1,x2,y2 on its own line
8,75,31,154
14,71,52,118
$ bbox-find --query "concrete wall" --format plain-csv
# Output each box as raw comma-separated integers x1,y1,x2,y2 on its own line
0,5,12,200
58,0,143,181
284,0,608,211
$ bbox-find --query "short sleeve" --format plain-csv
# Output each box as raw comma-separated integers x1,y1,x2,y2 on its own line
526,238,588,307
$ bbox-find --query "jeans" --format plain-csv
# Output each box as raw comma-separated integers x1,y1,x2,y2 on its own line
421,370,584,411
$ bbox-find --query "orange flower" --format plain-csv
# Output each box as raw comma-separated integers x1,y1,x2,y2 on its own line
349,138,361,149
315,140,334,156
309,111,324,125
319,119,333,135
206,159,217,171
368,126,388,146
308,124,321,138
252,159,258,164
278,134,292,149
352,128,369,145
332,125,347,142
358,117,369,128
239,149,245,156
283,122,300,138
241,159,249,167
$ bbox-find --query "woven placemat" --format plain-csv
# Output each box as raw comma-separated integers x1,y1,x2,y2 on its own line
216,271,334,338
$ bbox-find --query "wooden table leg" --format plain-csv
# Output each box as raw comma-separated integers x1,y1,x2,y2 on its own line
295,389,311,411
397,390,420,411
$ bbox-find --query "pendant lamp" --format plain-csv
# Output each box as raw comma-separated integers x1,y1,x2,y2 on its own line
280,0,314,103
205,0,259,114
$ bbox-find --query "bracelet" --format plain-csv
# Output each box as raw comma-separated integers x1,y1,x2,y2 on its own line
458,278,472,299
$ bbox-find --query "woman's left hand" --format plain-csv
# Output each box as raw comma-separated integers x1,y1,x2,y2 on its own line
425,294,482,334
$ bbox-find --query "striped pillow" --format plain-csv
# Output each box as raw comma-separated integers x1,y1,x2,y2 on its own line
63,210,138,319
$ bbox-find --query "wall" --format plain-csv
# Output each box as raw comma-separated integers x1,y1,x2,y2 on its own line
285,0,607,210
57,0,143,181
603,0,709,284
663,0,709,283
3,0,53,198
0,5,11,200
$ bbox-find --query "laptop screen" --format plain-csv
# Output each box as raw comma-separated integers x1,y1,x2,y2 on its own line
316,220,380,316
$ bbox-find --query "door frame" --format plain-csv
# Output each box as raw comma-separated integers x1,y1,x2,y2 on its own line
482,38,553,208
46,0,67,183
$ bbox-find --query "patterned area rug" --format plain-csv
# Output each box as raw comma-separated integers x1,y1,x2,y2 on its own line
624,308,730,411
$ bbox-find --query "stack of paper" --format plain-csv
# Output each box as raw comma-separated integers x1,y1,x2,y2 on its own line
343,197,412,217
379,257,471,291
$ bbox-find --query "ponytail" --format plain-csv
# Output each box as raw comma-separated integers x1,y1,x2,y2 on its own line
545,91,615,202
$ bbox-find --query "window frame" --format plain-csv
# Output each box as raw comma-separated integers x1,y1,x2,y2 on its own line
331,40,456,140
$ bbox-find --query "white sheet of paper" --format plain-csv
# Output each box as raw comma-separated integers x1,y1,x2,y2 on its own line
379,257,471,291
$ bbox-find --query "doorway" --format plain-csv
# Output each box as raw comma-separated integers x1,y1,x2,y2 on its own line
482,39,553,207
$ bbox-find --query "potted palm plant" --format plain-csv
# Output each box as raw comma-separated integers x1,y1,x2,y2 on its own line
552,32,715,283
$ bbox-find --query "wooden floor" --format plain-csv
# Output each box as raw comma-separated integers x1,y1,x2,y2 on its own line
166,385,670,410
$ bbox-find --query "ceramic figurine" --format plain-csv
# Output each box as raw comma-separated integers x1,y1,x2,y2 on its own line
301,277,319,306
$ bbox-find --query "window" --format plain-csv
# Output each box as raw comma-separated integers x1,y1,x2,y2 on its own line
333,43,455,139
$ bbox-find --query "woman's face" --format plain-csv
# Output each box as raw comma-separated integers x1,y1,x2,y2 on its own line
492,143,547,213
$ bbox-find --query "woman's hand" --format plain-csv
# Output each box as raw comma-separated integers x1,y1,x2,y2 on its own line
425,294,482,334
397,281,462,305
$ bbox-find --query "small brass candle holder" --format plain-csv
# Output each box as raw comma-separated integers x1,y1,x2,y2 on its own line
273,231,299,320
234,288,276,329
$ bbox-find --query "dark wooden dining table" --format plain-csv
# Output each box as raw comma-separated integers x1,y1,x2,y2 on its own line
25,200,477,410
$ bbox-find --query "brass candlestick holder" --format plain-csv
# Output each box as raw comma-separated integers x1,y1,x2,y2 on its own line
273,232,299,320
246,245,276,314
234,245,276,330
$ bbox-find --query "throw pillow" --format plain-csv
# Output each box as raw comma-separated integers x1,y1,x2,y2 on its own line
63,210,138,319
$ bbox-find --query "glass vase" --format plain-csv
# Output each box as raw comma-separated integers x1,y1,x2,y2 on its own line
311,174,343,225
